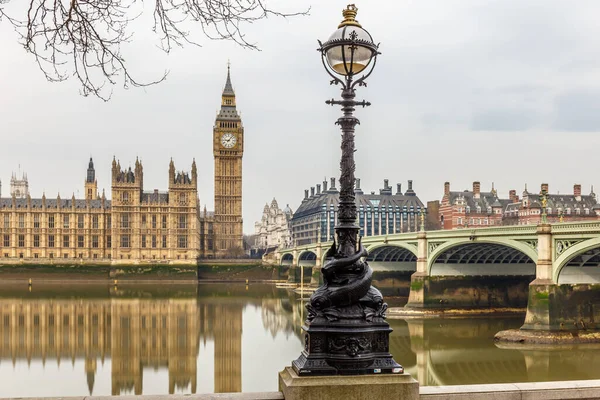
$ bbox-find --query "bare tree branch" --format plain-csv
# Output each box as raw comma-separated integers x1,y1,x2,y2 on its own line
0,0,309,100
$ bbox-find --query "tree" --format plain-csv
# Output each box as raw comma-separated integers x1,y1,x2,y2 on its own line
225,245,246,259
0,0,307,100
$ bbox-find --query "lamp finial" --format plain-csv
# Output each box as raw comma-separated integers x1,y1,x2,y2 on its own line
339,4,361,28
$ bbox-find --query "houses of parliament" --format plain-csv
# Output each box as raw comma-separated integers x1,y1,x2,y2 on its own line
0,67,244,263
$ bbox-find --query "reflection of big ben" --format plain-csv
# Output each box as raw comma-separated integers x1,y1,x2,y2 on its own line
213,64,244,257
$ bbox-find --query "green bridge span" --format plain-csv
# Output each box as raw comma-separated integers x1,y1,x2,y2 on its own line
269,221,600,334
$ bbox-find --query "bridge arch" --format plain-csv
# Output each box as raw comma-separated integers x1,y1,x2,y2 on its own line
298,250,317,267
280,253,294,266
428,239,536,276
554,237,600,284
366,244,418,273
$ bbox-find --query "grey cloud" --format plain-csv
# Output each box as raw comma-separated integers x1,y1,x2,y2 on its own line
554,90,600,132
471,109,538,131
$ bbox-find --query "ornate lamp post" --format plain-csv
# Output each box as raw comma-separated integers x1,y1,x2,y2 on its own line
292,4,403,376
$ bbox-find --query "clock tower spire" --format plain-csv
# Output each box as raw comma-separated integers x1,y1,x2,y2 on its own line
213,63,244,257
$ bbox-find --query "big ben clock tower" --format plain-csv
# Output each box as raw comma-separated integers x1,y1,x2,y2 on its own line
213,64,244,257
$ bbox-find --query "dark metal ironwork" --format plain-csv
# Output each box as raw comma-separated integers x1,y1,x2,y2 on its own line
292,4,403,376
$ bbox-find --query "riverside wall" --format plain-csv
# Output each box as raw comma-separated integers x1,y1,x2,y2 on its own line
6,379,600,400
0,262,283,282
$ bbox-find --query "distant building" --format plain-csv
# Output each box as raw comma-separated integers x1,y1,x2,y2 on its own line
252,198,293,256
437,181,600,229
254,198,293,248
504,183,600,225
439,181,509,229
10,169,29,199
291,178,425,246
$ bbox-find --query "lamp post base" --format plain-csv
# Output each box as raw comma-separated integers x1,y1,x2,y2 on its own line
280,366,419,400
292,317,403,376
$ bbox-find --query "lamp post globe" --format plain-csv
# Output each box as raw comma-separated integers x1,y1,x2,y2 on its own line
291,4,403,377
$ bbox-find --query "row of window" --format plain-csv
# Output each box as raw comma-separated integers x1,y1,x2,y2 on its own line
120,214,188,229
2,234,189,249
3,214,109,229
2,234,107,248
121,234,188,249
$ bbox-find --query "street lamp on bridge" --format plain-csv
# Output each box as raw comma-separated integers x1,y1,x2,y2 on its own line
292,4,403,376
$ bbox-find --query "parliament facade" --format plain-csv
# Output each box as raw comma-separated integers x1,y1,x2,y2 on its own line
0,68,244,264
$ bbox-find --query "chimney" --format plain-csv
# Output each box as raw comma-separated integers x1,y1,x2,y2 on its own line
316,184,321,194
405,180,415,196
330,177,336,190
444,182,450,195
396,183,402,195
311,187,315,197
574,184,582,200
509,190,517,203
304,190,309,200
355,178,364,194
541,183,549,193
323,180,328,192
473,181,481,199
380,179,392,195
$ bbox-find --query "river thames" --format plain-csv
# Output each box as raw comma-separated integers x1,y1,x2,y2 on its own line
1,282,600,397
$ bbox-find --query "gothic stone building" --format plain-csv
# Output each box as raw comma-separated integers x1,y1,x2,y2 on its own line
110,157,200,263
0,157,200,263
0,67,245,263
252,198,293,254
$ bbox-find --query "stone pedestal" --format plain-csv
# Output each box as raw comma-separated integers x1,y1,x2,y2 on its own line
279,366,419,400
292,316,401,375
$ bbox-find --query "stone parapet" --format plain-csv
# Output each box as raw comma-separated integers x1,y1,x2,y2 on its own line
420,379,600,399
6,379,600,400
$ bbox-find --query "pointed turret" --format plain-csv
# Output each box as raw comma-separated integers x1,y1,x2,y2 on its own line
223,61,235,96
86,157,99,200
87,157,95,183
169,158,175,182
218,63,239,112
191,158,197,184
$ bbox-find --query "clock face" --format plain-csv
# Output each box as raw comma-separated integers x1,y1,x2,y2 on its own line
221,133,236,148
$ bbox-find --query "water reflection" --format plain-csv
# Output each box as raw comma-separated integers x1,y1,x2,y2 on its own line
388,318,600,386
2,283,600,397
0,284,301,397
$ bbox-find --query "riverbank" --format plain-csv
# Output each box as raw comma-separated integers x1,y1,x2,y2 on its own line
495,328,600,345
0,262,286,283
388,306,526,319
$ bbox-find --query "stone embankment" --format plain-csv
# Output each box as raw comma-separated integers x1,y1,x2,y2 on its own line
7,379,600,400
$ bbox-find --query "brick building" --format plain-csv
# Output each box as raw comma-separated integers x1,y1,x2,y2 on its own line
437,181,600,229
439,181,509,229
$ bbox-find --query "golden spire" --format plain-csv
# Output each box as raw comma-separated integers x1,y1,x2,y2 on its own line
338,4,362,28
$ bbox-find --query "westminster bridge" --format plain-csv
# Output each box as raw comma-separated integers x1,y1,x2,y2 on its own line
270,221,600,332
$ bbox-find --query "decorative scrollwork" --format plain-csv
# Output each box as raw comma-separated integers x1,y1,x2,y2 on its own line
329,336,371,357
556,240,584,256
428,242,441,254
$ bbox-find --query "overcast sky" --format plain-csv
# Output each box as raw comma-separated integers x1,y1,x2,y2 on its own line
2,0,600,234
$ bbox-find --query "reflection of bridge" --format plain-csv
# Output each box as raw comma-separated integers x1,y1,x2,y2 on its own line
272,221,600,331
0,295,297,396
390,318,600,386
